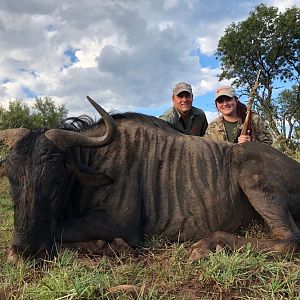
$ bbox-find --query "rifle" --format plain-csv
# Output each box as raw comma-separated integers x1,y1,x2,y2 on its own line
240,69,262,136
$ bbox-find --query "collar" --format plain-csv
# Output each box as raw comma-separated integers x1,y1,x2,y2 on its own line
173,107,197,119
220,115,242,125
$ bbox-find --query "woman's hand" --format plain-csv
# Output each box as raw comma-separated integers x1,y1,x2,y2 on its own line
238,130,251,144
238,134,251,143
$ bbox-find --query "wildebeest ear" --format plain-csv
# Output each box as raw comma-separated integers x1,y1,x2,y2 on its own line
65,155,114,187
0,159,6,178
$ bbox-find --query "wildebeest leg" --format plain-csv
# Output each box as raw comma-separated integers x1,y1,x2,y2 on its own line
55,212,142,246
189,162,300,260
246,198,298,239
238,165,299,240
61,238,135,256
188,231,299,261
189,160,300,261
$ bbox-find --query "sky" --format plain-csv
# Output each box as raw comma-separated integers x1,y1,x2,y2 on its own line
0,0,299,122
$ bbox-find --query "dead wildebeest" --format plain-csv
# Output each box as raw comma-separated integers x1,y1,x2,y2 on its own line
0,96,300,264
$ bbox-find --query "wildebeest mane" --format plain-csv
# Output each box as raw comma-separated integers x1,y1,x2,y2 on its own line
7,112,178,155
60,115,97,132
60,112,178,133
110,112,175,129
9,115,96,155
7,112,179,158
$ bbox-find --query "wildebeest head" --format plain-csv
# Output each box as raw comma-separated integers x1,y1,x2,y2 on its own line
0,97,117,263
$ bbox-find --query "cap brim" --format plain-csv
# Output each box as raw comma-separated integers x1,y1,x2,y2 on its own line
215,92,234,101
174,88,193,96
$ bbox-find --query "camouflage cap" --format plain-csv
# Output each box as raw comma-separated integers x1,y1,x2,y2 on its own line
173,82,193,96
215,86,236,101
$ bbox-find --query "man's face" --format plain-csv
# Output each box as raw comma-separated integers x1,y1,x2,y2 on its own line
172,91,193,115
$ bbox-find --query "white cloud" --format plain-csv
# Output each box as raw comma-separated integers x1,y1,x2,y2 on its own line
0,0,299,117
269,0,300,11
205,111,219,123
163,0,179,10
196,37,216,56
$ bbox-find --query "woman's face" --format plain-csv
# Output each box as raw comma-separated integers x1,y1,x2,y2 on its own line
216,96,238,116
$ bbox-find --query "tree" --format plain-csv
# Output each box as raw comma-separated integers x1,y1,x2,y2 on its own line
0,97,69,130
31,97,68,129
0,99,32,129
215,4,300,152
0,104,4,123
276,85,300,152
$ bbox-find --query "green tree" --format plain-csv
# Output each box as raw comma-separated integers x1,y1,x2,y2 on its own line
0,97,69,130
31,97,68,129
0,104,4,122
215,4,300,152
0,99,32,129
276,85,300,152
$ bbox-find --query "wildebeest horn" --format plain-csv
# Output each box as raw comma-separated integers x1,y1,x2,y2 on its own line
0,128,30,148
45,96,118,151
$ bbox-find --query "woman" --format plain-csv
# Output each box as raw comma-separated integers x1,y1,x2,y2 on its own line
205,86,273,144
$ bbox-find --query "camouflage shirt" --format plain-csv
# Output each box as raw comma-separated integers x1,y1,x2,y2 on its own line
205,113,273,145
159,106,208,136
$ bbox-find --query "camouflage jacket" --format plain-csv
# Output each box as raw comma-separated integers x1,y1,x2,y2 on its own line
205,113,273,145
159,106,208,136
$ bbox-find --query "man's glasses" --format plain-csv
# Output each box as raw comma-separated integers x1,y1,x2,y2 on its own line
177,92,192,98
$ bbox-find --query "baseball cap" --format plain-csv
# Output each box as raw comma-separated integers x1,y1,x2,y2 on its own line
173,82,193,96
215,86,236,101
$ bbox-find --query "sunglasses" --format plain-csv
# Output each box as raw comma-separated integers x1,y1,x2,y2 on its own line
216,96,234,104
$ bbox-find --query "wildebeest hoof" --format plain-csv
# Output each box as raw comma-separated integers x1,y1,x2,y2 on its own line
216,243,224,252
188,239,212,262
62,240,108,255
106,238,135,256
188,237,227,262
7,248,20,265
62,238,135,257
188,247,210,262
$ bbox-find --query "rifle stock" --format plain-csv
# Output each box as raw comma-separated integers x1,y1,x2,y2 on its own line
240,69,262,136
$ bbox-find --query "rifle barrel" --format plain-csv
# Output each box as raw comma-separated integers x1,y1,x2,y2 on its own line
240,69,262,136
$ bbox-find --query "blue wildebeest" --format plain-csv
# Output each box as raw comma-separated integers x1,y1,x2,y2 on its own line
0,96,300,263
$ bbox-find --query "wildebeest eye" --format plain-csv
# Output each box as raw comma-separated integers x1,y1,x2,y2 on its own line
39,151,62,162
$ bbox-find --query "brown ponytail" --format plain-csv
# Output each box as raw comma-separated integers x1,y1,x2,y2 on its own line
236,100,247,123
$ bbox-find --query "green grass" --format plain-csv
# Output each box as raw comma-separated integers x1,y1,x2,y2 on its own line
1,176,300,299
292,150,300,163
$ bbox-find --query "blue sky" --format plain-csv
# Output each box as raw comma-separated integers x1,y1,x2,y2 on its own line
0,0,299,122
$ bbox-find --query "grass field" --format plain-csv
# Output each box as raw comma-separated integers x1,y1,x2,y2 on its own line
1,175,300,300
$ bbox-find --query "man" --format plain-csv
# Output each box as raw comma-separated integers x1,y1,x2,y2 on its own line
160,82,208,136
